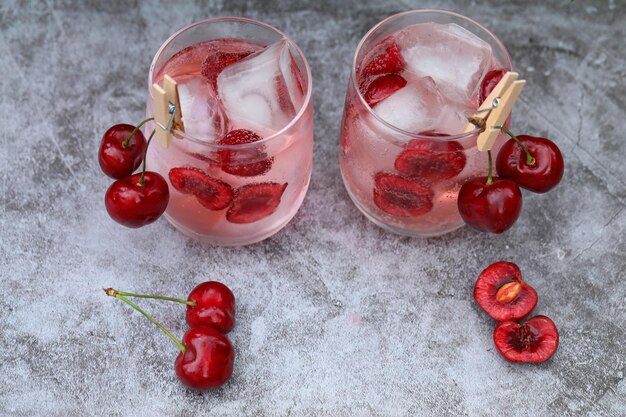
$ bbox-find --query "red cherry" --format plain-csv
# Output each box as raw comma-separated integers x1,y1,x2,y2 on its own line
373,173,433,218
363,74,407,106
493,315,559,363
394,133,466,183
98,124,146,179
201,45,256,90
496,135,564,193
104,172,169,228
480,69,507,103
175,326,235,390
187,282,236,333
169,167,234,210
218,129,273,177
457,176,522,234
226,182,288,224
474,262,538,321
359,40,404,82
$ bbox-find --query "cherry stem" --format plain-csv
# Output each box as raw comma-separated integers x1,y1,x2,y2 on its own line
122,117,154,148
138,129,156,187
486,150,494,186
112,290,196,307
499,125,536,165
104,288,186,353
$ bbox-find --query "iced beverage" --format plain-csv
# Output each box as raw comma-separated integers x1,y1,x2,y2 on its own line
340,10,512,237
146,18,313,246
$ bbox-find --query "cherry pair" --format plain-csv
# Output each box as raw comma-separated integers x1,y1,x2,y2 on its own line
98,122,169,228
456,70,565,234
474,261,559,363
104,281,236,390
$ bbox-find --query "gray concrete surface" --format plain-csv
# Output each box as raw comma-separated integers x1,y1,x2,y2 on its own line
1,1,625,416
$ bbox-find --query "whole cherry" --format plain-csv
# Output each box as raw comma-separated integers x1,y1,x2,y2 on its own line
186,281,236,333
98,123,148,179
496,127,564,193
175,326,235,390
458,151,522,234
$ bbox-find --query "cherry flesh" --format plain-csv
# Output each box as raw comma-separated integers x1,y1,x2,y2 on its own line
474,262,538,321
175,326,235,390
105,172,169,228
187,281,236,333
98,124,146,179
496,135,564,193
493,315,559,363
458,176,522,234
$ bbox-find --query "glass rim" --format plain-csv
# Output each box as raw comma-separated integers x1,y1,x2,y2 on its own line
350,8,514,141
148,16,313,149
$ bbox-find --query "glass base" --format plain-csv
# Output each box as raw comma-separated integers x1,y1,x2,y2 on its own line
342,174,465,238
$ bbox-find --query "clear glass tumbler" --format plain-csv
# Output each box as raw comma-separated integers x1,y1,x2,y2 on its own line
145,18,313,246
339,9,512,237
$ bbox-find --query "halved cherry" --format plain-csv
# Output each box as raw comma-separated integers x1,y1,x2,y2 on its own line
474,261,538,321
394,132,466,182
226,182,288,224
373,173,433,218
493,315,559,363
201,44,256,90
218,129,273,177
359,39,404,82
363,74,407,106
480,68,507,103
169,167,233,210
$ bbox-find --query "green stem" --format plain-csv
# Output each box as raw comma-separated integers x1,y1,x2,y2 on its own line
122,117,155,148
486,150,493,186
500,125,535,165
139,129,156,186
114,290,196,307
104,288,186,353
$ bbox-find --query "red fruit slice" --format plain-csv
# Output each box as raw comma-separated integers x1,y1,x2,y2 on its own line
363,74,407,106
480,69,507,103
373,173,433,218
169,167,233,210
394,132,466,182
473,261,538,321
201,45,256,90
359,40,404,81
493,315,559,363
226,182,288,224
218,129,273,177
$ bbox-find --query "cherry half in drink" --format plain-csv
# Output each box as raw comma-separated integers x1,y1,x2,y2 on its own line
146,18,313,246
340,10,512,237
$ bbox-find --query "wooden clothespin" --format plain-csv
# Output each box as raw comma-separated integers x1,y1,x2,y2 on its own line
152,75,184,148
463,71,526,151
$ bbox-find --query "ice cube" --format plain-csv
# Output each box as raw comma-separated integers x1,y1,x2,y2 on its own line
217,40,306,132
372,76,444,134
178,77,228,140
397,23,493,102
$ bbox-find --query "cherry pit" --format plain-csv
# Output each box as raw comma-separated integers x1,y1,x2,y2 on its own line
104,280,236,390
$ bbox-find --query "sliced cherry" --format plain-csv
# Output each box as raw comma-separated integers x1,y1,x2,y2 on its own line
175,326,235,390
201,44,256,90
98,124,146,179
458,176,522,233
363,74,407,106
480,68,507,103
394,132,466,182
496,134,564,193
493,315,559,363
474,261,538,321
373,173,433,218
226,182,288,224
104,171,169,228
187,281,236,334
218,129,273,177
169,167,233,210
359,40,404,81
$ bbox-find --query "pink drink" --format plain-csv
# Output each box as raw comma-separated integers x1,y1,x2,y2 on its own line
340,10,512,237
146,19,313,246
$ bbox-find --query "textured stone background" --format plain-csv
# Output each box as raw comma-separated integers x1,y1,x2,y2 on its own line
1,1,625,416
